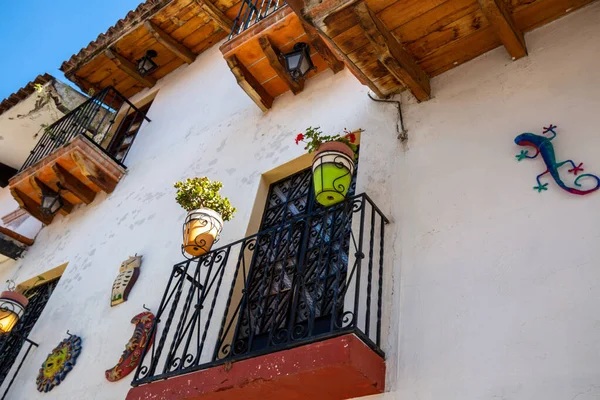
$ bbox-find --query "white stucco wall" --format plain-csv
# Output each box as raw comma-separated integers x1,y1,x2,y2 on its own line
0,186,43,240
0,80,87,170
0,36,399,400
1,2,600,399
367,3,600,400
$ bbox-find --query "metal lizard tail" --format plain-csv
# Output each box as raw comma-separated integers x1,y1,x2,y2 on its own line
558,173,600,195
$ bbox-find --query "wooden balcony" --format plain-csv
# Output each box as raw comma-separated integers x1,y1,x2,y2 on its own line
8,87,149,225
9,136,126,225
220,3,345,111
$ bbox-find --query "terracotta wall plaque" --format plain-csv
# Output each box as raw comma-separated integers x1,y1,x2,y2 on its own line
36,334,82,392
105,311,155,382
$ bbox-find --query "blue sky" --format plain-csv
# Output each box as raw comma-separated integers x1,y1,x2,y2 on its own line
0,0,143,99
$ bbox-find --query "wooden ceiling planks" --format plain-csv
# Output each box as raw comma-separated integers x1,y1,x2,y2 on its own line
284,0,597,100
62,0,596,108
62,0,238,98
513,0,594,32
220,6,342,109
8,137,126,224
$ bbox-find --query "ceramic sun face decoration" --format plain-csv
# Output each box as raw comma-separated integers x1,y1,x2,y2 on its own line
111,255,142,307
36,334,82,392
105,311,155,382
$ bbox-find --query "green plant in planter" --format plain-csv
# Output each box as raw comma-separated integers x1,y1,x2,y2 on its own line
174,177,236,221
295,127,360,207
295,126,359,157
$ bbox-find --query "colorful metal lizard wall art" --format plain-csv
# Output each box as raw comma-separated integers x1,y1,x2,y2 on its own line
514,124,600,195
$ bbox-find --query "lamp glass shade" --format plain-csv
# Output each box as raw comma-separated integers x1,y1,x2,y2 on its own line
285,53,302,72
283,43,315,81
137,50,158,76
0,293,27,334
41,192,62,216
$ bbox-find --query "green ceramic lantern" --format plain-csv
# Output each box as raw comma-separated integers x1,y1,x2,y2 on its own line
312,141,356,207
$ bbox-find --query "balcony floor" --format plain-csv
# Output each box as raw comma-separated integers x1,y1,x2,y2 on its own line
126,333,385,400
8,136,126,224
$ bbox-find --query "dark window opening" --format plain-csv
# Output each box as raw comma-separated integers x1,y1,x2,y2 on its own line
232,155,358,354
0,163,18,188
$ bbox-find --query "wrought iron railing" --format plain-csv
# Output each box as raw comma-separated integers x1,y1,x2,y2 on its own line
229,0,287,39
19,87,150,172
132,193,389,386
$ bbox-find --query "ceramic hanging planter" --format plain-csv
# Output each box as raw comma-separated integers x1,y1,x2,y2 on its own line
296,127,358,207
182,207,224,256
174,177,236,259
312,141,355,207
0,290,29,333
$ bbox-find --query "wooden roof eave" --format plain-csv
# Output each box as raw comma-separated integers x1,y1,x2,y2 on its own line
60,0,236,97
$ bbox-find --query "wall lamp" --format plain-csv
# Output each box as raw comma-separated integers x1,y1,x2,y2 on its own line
282,43,316,81
40,182,65,217
136,50,158,76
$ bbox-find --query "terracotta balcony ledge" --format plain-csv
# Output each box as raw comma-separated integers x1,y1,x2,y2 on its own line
8,136,126,225
126,333,385,400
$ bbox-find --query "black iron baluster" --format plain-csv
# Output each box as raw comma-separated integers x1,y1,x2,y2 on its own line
365,204,376,336
376,212,385,347
352,197,366,331
196,248,232,365
164,262,197,373
155,264,189,375
134,263,180,383
211,239,252,361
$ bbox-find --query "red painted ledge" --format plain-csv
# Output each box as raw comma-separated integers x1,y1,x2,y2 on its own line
126,334,385,400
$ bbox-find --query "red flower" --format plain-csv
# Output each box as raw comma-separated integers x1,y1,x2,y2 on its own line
295,133,305,145
345,132,356,143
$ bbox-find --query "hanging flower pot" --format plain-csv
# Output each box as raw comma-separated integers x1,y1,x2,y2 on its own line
174,177,236,258
296,127,358,207
312,141,355,206
182,207,224,257
0,288,29,334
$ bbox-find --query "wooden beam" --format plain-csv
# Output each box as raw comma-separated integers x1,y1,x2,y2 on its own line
226,56,274,112
105,49,157,88
259,36,304,95
300,20,344,74
52,163,97,205
72,151,118,193
285,0,385,98
66,74,101,96
29,177,73,216
354,2,430,101
10,188,53,225
478,0,527,60
0,226,34,247
144,21,197,64
195,0,233,32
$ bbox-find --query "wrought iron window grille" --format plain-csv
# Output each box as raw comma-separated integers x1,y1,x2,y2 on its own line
132,192,389,387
